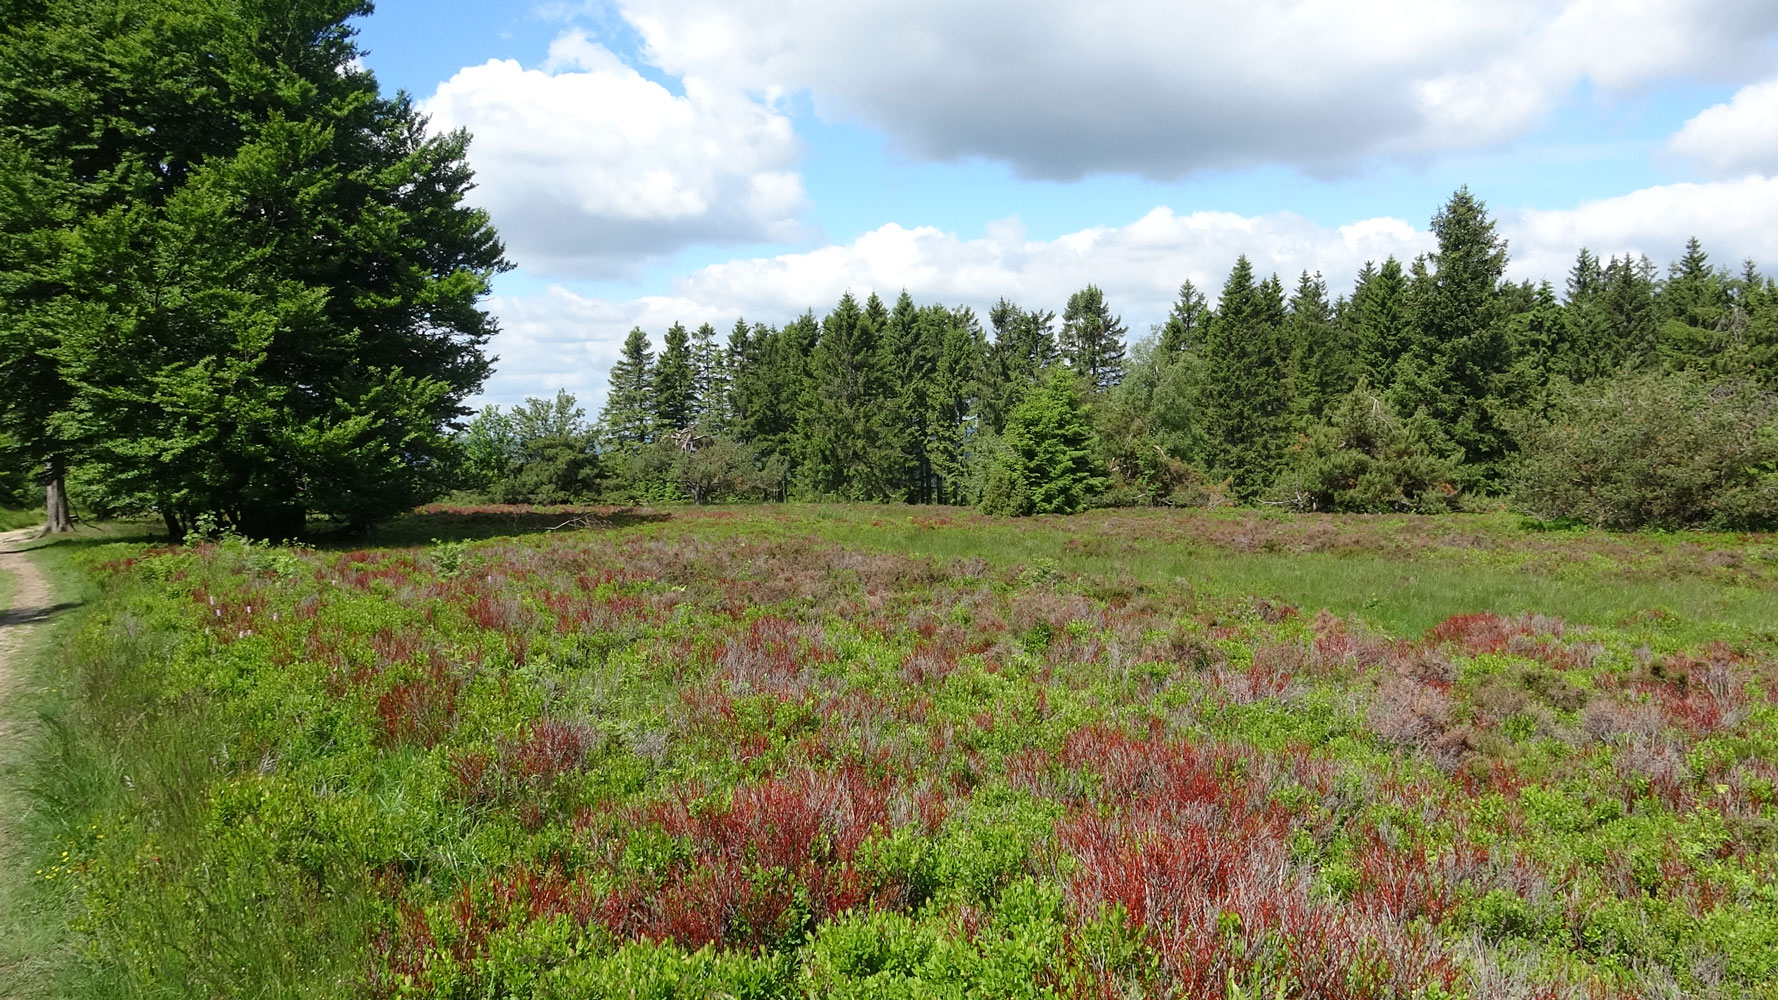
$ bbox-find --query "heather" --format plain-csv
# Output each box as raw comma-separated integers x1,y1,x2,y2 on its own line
23,506,1778,999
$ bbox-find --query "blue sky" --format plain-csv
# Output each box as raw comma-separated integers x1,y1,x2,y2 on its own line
352,0,1778,410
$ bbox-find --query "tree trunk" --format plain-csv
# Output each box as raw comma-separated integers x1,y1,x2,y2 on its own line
162,508,186,543
44,460,74,534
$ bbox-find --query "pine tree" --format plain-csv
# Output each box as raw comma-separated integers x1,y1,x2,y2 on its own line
599,327,654,450
1060,284,1127,390
1195,256,1293,499
653,321,695,432
980,366,1107,516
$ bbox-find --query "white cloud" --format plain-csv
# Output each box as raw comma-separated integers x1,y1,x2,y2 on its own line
1667,77,1778,177
478,175,1778,411
1509,175,1778,280
615,0,1778,179
421,30,808,276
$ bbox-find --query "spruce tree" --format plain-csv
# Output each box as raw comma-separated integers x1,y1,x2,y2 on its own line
880,290,934,502
1286,270,1349,421
1658,237,1732,370
980,366,1107,516
982,299,1058,434
801,292,893,499
1195,256,1293,499
599,327,655,450
1409,188,1513,483
1060,284,1128,390
1,0,509,537
1355,258,1411,389
1157,280,1210,359
690,321,726,429
927,305,984,505
653,321,695,432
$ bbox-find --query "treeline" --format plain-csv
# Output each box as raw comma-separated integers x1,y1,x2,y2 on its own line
461,188,1778,529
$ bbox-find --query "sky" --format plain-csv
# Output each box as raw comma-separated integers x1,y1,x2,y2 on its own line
351,0,1778,412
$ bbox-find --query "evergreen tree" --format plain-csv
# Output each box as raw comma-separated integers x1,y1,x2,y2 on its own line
1285,270,1349,421
1409,188,1513,483
1276,379,1460,514
690,321,726,429
653,321,695,432
1658,237,1733,370
880,289,933,502
599,327,654,450
980,367,1107,516
2,0,509,538
927,305,984,505
1355,258,1411,389
1195,256,1293,499
982,299,1058,434
1060,284,1127,390
801,292,894,499
1157,280,1210,359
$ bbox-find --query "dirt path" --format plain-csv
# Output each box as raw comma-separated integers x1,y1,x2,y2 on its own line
0,529,57,716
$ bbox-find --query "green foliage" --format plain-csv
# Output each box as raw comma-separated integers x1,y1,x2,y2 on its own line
1512,370,1778,529
600,327,656,451
1195,256,1292,500
980,368,1107,516
1275,381,1461,513
1059,284,1127,391
0,0,508,538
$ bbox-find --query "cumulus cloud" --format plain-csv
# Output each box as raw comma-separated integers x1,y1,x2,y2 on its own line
476,175,1778,411
1667,77,1778,177
421,30,808,276
615,0,1778,179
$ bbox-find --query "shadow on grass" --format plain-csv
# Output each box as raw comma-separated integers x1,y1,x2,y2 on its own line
332,505,673,548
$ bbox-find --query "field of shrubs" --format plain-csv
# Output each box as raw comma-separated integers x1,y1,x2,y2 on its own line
27,506,1778,998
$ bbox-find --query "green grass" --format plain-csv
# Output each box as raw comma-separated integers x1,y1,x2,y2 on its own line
0,508,43,532
0,522,157,999
607,504,1778,637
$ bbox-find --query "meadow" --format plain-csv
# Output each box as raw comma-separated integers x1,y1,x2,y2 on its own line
11,504,1778,999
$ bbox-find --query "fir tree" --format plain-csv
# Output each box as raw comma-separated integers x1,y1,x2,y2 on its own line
1195,256,1293,499
653,321,695,432
691,321,726,429
801,292,893,499
1286,270,1349,421
980,366,1107,516
1157,280,1210,359
1060,284,1127,390
599,327,655,450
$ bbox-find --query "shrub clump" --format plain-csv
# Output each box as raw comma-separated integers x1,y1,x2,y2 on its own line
1512,370,1778,530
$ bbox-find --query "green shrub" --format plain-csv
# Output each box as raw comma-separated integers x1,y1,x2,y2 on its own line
1512,371,1778,529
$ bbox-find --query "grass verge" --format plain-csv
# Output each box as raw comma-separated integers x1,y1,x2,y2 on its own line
0,523,158,999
